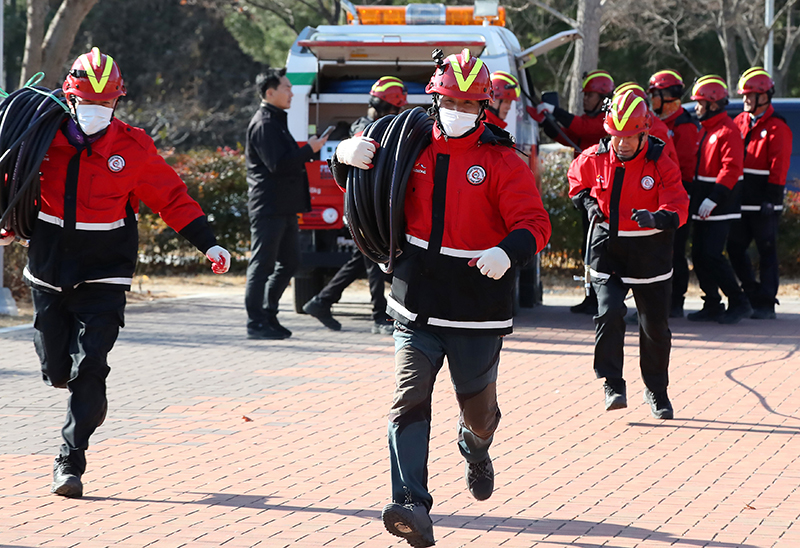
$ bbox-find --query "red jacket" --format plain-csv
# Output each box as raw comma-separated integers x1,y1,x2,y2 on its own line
649,116,680,169
692,112,745,221
389,123,551,335
568,137,688,284
26,118,215,292
734,105,793,212
663,107,700,184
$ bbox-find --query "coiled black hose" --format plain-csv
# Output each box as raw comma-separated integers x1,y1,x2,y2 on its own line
345,106,433,273
0,86,70,239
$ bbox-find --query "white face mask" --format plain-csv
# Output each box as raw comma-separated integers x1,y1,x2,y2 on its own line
438,107,478,138
75,104,114,136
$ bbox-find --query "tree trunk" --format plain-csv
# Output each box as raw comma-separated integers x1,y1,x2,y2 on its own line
19,0,100,89
715,0,740,95
20,0,46,88
568,0,602,114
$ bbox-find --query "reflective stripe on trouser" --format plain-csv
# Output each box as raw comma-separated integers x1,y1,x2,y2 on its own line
388,325,502,509
592,276,671,393
727,214,779,308
32,287,124,474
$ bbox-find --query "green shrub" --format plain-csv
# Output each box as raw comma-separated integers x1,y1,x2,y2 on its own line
538,149,583,272
1,245,29,302
137,146,250,273
779,190,800,276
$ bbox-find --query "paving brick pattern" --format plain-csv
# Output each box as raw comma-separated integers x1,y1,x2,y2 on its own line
1,291,800,547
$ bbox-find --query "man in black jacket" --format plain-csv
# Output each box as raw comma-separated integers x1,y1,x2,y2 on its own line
245,68,328,339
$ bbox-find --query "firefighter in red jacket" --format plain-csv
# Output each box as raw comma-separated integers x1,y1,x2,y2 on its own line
568,91,688,419
537,69,616,315
686,76,749,323
728,68,792,319
485,70,519,129
649,70,701,318
331,50,551,548
0,49,230,499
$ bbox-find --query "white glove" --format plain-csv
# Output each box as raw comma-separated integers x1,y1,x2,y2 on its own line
0,229,14,246
468,247,511,280
335,136,378,170
206,245,231,274
698,198,717,219
537,102,555,114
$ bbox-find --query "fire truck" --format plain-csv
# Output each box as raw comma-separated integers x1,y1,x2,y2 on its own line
284,2,578,312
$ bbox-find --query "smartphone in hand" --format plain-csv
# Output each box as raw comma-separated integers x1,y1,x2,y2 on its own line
320,125,336,139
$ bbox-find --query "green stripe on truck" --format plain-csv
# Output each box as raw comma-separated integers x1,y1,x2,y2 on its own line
288,72,316,85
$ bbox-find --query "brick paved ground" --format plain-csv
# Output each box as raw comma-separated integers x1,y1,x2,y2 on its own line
1,287,800,548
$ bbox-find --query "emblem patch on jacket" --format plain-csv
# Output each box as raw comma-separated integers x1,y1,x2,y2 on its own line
108,155,125,173
466,165,486,185
641,175,655,190
413,163,427,175
708,134,717,144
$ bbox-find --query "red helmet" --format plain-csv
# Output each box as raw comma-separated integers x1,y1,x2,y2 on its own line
582,70,614,95
603,90,651,137
690,75,728,102
614,82,647,101
648,70,684,91
371,76,408,108
490,71,520,101
737,67,774,95
426,48,493,101
63,47,126,102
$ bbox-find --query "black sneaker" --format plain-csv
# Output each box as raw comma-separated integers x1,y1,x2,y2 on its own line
247,323,287,340
51,455,83,498
643,389,673,419
302,297,342,331
268,316,292,338
570,295,598,315
687,302,724,322
718,299,754,325
381,502,435,547
604,381,627,411
465,456,494,501
751,307,777,320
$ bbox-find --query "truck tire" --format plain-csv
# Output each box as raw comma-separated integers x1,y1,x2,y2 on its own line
294,271,325,314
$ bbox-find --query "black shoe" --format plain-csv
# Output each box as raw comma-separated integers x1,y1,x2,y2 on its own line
687,302,724,322
604,381,627,411
465,456,494,501
669,304,684,318
302,297,342,331
51,455,83,498
643,389,673,419
751,307,777,320
570,295,598,315
268,316,292,338
625,310,639,325
247,323,287,340
382,502,435,547
371,322,394,335
718,299,754,325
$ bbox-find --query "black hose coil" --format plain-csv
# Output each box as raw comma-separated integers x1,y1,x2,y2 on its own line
0,86,70,239
345,106,433,274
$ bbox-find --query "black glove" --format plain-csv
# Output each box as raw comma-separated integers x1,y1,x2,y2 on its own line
631,208,656,228
761,202,775,216
586,200,604,223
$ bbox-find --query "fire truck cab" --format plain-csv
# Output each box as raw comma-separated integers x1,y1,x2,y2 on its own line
284,3,576,313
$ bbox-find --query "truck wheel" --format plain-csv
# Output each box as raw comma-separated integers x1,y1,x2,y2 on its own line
294,271,325,314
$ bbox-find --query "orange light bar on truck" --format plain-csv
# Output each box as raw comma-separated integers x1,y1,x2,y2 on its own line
346,5,506,27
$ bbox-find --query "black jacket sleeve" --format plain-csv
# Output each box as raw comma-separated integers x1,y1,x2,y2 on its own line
179,216,218,254
497,228,538,268
251,121,315,177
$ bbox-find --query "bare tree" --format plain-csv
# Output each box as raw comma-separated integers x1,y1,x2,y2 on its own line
567,0,603,113
20,0,100,89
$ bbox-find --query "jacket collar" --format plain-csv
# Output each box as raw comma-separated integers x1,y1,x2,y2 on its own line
602,136,651,169
262,101,287,122
749,104,775,129
53,118,122,158
431,121,485,154
700,110,728,131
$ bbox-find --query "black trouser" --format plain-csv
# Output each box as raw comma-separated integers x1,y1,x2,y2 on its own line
593,276,671,393
32,286,125,475
317,249,390,323
579,207,597,302
727,213,779,309
692,219,745,305
245,214,300,328
671,221,690,308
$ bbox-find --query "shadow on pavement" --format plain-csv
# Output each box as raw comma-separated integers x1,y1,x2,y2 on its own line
82,493,759,548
